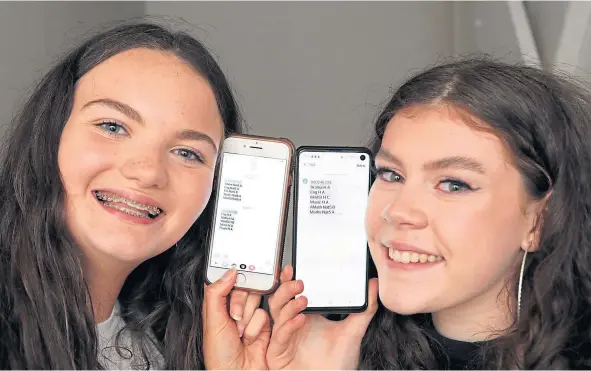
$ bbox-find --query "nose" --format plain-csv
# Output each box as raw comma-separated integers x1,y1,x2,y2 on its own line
120,148,169,189
381,185,427,229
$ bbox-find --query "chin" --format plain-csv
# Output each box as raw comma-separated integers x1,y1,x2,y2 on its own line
90,235,167,264
380,296,424,315
378,282,433,316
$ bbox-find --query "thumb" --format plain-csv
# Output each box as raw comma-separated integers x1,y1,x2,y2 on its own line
203,267,238,327
342,278,379,337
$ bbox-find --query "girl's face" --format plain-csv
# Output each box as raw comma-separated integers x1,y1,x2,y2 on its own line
58,48,223,265
365,105,540,330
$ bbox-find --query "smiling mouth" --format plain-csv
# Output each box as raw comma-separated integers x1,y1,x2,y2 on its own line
93,191,163,219
387,247,443,264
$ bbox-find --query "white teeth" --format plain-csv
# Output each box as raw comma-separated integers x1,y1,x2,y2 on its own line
401,251,410,264
388,248,442,264
95,191,161,216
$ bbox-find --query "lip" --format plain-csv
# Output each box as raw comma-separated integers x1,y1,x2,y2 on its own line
92,188,166,225
381,241,439,256
93,188,165,212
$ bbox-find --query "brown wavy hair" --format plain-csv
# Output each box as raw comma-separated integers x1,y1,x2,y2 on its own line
361,58,591,369
0,22,242,369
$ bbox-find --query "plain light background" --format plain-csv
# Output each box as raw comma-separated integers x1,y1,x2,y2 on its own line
1,1,589,264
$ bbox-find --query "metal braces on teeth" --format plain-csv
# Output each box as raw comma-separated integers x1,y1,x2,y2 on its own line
94,191,162,217
103,202,154,219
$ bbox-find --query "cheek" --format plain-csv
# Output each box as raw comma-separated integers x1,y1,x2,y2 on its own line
433,197,525,282
58,125,116,195
437,196,524,249
365,186,386,239
172,171,215,222
365,186,390,262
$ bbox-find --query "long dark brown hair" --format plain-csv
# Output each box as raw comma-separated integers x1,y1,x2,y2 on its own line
361,58,591,369
0,22,242,369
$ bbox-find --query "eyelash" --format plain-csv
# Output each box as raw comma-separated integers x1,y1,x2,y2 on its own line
95,121,205,164
171,148,205,164
372,166,477,193
97,121,128,136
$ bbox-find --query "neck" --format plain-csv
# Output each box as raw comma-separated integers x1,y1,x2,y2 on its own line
83,250,136,323
432,278,515,342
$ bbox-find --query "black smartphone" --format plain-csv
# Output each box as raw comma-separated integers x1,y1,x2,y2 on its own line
292,146,372,313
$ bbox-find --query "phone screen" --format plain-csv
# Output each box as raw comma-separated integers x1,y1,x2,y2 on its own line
295,150,371,309
209,152,287,275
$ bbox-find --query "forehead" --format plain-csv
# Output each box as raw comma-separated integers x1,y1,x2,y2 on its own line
73,48,223,143
381,105,512,170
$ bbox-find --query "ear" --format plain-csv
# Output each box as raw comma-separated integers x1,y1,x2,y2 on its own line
520,192,551,252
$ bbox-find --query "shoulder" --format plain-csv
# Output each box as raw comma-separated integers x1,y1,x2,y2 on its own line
97,301,165,370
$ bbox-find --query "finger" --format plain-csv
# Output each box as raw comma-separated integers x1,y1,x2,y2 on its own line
269,313,306,350
342,278,379,337
276,295,307,329
229,290,248,321
236,293,262,337
203,267,237,327
267,264,294,317
268,279,304,322
280,264,293,284
242,308,270,347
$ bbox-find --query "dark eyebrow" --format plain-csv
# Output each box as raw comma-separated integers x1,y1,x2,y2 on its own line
82,98,144,124
376,148,403,167
176,130,219,153
424,156,486,174
377,148,486,174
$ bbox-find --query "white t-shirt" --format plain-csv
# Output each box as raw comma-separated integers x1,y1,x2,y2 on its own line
96,301,165,370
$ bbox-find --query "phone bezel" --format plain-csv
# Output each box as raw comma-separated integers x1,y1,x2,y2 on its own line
205,134,294,295
292,145,373,314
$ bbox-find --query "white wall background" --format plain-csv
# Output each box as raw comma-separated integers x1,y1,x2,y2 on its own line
0,2,144,131
1,1,590,264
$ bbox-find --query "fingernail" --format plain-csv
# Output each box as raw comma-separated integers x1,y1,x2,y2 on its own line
223,267,236,281
237,324,244,337
230,305,242,321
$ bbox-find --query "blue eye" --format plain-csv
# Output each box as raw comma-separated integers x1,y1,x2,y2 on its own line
97,122,128,136
373,167,404,183
172,148,205,164
438,179,474,193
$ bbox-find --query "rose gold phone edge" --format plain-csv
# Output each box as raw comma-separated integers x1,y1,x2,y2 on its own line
204,134,294,295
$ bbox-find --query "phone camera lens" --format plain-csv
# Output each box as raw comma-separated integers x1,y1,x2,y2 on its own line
360,155,366,161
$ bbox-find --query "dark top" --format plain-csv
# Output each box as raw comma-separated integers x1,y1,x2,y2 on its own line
426,326,487,369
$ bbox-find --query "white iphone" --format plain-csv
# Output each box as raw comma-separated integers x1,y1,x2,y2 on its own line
206,134,294,294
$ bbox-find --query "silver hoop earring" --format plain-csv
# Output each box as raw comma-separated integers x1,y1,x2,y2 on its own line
517,249,528,321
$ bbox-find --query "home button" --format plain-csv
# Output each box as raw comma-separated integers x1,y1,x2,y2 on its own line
236,273,246,284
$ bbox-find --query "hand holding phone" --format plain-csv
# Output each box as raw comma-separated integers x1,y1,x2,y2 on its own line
203,267,271,370
265,265,379,370
206,135,294,294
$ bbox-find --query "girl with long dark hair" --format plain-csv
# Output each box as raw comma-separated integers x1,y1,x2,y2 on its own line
266,58,591,369
0,22,267,369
